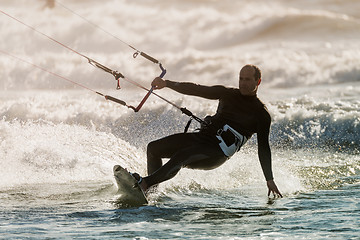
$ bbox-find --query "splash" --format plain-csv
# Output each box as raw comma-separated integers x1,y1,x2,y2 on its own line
0,118,146,189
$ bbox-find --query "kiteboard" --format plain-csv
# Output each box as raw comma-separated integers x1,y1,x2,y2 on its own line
113,165,148,207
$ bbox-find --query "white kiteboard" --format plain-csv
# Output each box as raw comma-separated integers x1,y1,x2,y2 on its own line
113,165,148,207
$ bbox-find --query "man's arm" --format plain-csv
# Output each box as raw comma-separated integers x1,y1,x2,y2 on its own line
151,77,227,100
257,130,273,181
257,115,283,198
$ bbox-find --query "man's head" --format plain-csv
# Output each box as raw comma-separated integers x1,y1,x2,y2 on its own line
238,64,262,96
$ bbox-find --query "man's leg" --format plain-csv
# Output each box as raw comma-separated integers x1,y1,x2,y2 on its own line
146,133,200,175
143,143,227,190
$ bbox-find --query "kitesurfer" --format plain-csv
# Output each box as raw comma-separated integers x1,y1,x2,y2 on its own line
137,64,282,198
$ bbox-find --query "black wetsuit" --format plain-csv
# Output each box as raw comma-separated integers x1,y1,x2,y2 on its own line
143,80,273,187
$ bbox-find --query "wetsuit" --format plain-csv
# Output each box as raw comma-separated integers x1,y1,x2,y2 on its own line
143,80,273,187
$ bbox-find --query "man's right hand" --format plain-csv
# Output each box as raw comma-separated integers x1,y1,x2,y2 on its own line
151,77,167,90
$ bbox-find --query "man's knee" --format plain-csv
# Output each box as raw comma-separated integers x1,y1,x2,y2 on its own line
147,140,158,157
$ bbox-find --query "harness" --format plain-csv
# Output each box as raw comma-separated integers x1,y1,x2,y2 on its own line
216,124,248,157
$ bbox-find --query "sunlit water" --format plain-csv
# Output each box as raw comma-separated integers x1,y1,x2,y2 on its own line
1,0,359,239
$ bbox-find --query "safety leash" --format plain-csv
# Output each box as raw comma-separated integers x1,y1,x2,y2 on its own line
1,49,206,131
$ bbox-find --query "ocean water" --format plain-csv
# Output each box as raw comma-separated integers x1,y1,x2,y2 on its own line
0,0,359,239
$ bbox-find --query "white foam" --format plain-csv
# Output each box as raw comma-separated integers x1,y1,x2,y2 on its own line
0,117,147,188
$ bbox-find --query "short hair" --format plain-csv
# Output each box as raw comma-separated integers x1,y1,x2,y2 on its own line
244,64,262,81
253,65,261,81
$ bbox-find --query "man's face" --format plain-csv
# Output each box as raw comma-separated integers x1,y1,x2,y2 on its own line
238,66,259,96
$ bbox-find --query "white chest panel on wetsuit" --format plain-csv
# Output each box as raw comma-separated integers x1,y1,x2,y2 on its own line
216,124,248,157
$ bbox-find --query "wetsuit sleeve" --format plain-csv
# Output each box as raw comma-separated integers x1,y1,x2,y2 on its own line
257,110,274,181
165,80,228,100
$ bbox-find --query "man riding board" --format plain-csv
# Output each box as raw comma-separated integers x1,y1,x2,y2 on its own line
136,64,282,198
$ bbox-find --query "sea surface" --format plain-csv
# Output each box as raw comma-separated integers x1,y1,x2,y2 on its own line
0,0,359,239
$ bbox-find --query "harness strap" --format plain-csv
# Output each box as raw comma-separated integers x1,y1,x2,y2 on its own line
216,124,248,157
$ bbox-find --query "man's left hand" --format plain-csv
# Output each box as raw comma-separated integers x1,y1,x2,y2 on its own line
267,179,283,198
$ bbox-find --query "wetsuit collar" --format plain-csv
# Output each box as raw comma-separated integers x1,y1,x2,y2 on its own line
239,92,257,100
